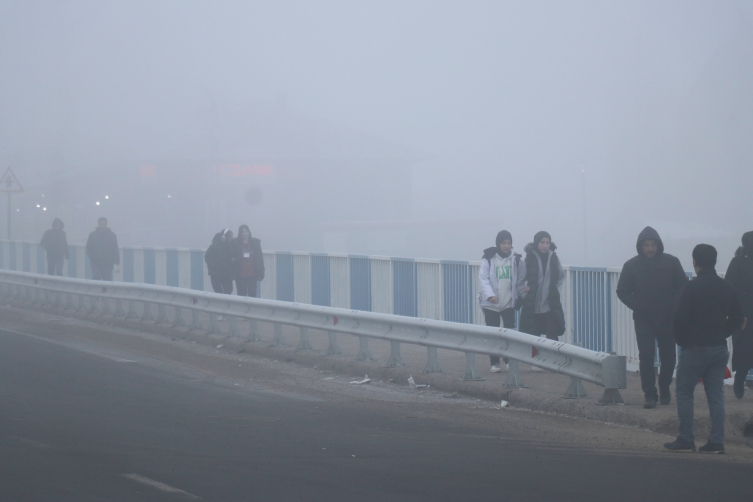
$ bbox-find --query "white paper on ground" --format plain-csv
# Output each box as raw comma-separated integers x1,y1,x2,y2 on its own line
350,374,371,385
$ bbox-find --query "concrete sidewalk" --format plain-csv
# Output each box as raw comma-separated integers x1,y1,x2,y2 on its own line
7,300,753,446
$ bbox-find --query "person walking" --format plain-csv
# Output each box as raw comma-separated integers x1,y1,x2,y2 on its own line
664,244,745,454
231,224,265,298
617,226,688,408
519,231,566,344
85,217,120,281
478,230,528,372
725,231,753,399
205,229,234,295
40,218,69,276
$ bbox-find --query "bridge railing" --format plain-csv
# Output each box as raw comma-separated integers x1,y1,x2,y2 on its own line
0,269,628,402
0,240,662,368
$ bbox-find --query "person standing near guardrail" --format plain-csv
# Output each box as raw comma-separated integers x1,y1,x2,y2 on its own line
231,224,265,298
205,229,234,295
478,230,529,373
725,231,753,399
616,226,687,409
519,231,566,346
664,244,745,453
40,218,69,276
85,217,120,281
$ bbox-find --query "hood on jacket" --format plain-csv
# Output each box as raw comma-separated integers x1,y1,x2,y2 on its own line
636,226,664,256
737,231,753,258
482,246,519,261
212,229,232,245
524,242,557,255
52,218,64,230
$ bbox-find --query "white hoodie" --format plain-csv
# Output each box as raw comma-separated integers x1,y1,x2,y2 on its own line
478,251,527,311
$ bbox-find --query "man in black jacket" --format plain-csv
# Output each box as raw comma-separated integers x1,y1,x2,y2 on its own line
86,217,120,281
616,227,688,408
40,218,69,276
664,244,745,453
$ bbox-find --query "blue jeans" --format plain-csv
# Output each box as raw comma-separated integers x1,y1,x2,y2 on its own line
675,345,729,445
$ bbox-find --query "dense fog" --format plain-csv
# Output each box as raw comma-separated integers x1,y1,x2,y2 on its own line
1,0,751,270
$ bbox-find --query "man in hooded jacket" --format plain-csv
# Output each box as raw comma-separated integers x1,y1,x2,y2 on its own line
205,229,234,294
40,218,69,276
86,217,120,281
617,226,688,408
725,231,753,398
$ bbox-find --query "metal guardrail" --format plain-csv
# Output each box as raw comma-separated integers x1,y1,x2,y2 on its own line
0,270,627,403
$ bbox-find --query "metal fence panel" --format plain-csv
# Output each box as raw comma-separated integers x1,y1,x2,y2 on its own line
442,261,472,324
275,252,294,302
392,257,417,317
370,256,392,314
329,254,349,309
311,254,331,307
293,253,311,304
417,260,443,321
349,255,371,312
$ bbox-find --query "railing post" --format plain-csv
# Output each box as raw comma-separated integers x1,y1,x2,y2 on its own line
228,316,239,337
190,309,203,330
248,319,261,341
115,298,125,317
272,322,285,346
126,300,139,320
462,352,482,381
156,304,167,324
423,346,442,373
505,359,525,388
141,301,153,322
296,326,313,351
172,306,185,328
356,336,374,362
384,341,405,367
324,330,341,355
208,313,221,333
564,343,587,398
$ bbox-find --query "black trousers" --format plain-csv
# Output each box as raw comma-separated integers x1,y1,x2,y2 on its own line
210,276,233,295
236,277,257,298
47,257,64,276
91,264,113,281
635,319,676,399
483,307,516,366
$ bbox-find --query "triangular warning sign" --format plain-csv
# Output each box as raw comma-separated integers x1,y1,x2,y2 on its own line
0,167,24,193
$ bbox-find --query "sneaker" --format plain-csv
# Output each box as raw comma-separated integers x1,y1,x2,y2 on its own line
660,388,671,405
734,372,745,399
698,442,724,454
490,365,502,373
643,397,658,409
664,440,696,452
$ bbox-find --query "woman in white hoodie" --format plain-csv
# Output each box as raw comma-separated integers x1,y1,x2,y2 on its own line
478,230,529,372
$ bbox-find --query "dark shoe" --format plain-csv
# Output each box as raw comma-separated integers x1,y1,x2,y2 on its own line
698,442,724,454
664,440,696,452
660,388,671,405
643,397,658,409
734,373,745,399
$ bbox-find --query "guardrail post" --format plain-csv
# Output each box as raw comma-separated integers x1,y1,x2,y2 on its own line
564,377,587,398
563,343,587,398
190,309,203,330
599,389,624,404
141,301,154,322
208,313,221,334
272,322,285,346
423,346,442,373
65,292,76,311
324,331,341,355
115,298,125,317
172,306,185,328
505,359,525,388
126,300,139,320
384,341,405,367
228,316,239,337
248,319,261,341
598,353,627,405
296,327,313,351
356,336,374,362
462,352,483,381
156,304,168,324
101,295,112,316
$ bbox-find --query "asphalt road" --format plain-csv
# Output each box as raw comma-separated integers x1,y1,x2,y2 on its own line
1,322,751,502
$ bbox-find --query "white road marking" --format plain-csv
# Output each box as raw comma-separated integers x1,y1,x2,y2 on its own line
0,327,136,362
122,473,200,499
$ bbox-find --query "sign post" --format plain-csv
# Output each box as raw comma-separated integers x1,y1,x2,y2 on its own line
0,167,25,240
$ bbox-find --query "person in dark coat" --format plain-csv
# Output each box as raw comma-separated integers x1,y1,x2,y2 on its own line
40,218,69,276
230,224,265,298
205,229,234,294
519,231,565,343
85,217,120,281
725,231,753,399
664,244,745,454
616,226,688,408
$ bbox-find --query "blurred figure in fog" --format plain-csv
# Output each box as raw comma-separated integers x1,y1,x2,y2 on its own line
519,231,566,343
617,226,687,409
40,218,69,276
231,225,265,298
725,231,753,399
205,229,234,295
477,230,528,373
86,217,120,281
